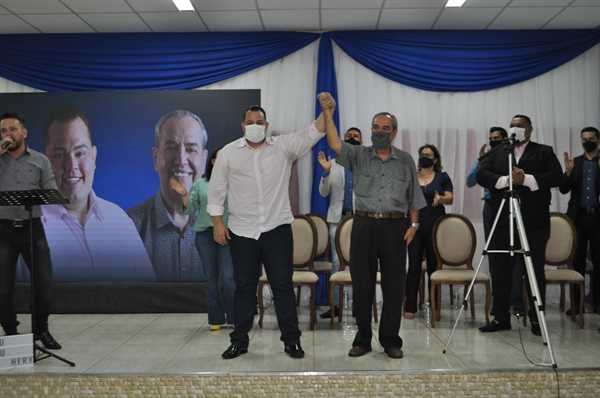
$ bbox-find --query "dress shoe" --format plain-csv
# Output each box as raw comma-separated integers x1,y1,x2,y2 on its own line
35,331,62,349
384,347,404,359
531,321,541,336
565,307,584,316
348,346,371,357
319,306,339,319
479,319,511,333
222,344,248,359
284,344,305,359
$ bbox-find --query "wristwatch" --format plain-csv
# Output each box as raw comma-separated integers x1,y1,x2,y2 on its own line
410,222,419,230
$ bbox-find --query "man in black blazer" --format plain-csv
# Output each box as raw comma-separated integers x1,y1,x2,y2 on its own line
559,127,600,316
476,114,562,336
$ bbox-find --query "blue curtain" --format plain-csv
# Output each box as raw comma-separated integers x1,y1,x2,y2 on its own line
329,30,600,92
0,32,319,91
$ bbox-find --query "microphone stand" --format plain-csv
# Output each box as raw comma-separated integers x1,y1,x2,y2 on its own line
442,137,557,369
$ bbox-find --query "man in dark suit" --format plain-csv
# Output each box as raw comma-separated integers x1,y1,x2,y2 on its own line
559,127,600,316
476,114,562,336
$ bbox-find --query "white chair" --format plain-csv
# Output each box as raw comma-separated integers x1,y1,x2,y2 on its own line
429,214,491,328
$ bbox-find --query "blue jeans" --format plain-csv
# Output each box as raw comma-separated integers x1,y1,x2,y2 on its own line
228,224,301,348
0,218,53,334
195,228,235,325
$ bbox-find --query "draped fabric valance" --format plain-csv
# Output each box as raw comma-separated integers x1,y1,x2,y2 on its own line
0,32,320,91
329,30,600,92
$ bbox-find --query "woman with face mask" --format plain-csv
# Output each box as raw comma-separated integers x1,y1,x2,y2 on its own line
404,144,454,320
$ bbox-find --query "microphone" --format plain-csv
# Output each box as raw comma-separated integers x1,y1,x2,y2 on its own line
1,140,12,150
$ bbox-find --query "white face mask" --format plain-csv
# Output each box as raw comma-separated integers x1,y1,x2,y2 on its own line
244,124,266,143
509,127,527,143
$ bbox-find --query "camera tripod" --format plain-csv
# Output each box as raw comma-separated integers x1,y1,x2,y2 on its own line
442,138,557,369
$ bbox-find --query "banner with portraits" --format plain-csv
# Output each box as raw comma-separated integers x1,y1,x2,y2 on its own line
0,90,260,282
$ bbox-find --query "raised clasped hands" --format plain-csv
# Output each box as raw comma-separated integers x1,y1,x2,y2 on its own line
317,151,332,173
317,92,336,113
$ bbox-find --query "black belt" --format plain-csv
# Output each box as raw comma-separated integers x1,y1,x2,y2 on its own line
579,207,598,213
0,218,26,227
355,211,405,219
342,211,353,216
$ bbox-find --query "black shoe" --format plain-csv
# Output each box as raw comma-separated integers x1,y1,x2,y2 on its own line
284,343,305,359
565,307,584,316
479,319,511,333
531,321,541,336
222,344,248,359
35,331,62,349
320,306,340,319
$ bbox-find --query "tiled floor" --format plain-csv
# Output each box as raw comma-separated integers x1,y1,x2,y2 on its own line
1,300,599,375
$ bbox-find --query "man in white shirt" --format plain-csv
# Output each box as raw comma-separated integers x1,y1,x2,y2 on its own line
208,94,335,359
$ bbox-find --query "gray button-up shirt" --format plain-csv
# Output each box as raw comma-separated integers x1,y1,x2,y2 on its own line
336,143,426,214
0,146,57,219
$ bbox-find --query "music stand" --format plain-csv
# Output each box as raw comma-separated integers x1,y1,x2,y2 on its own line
0,189,75,367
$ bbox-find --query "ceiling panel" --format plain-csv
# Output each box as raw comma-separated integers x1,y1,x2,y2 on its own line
192,0,257,12
19,14,95,33
62,0,134,13
128,0,178,13
140,12,208,32
322,9,381,30
435,8,504,30
322,0,384,9
257,0,319,9
1,0,70,14
384,0,447,8
0,14,38,33
261,9,321,31
0,0,595,33
200,10,263,32
379,9,440,30
544,7,600,29
489,7,564,29
80,13,150,33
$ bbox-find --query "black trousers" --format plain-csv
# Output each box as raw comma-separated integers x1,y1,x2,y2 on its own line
350,216,407,350
488,224,549,323
572,209,600,307
0,218,53,334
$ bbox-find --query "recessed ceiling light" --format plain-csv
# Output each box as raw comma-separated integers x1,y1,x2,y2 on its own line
446,0,466,7
173,0,195,11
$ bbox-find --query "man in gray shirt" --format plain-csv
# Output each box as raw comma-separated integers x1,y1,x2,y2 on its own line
320,96,425,359
0,112,62,349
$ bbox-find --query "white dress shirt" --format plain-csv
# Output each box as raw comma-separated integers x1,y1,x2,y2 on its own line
207,122,324,239
494,141,540,191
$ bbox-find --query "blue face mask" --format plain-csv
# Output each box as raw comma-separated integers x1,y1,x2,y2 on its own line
419,156,434,169
371,131,391,150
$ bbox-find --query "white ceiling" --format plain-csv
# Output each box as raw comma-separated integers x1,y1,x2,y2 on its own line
0,0,598,34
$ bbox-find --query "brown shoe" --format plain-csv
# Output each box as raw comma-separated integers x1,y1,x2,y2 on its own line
384,347,404,359
348,346,372,357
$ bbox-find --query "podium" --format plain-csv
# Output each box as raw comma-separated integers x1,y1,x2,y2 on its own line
0,189,75,367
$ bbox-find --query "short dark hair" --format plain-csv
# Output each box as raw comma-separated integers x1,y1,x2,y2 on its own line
418,144,443,172
372,112,398,131
0,112,26,128
346,127,362,139
243,105,267,122
512,114,532,126
489,126,507,138
42,104,92,150
205,146,223,182
581,126,599,139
